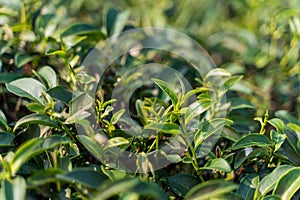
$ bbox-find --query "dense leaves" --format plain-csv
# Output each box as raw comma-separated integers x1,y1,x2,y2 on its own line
0,0,300,199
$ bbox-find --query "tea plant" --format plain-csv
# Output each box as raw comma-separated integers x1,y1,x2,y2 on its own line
0,0,300,200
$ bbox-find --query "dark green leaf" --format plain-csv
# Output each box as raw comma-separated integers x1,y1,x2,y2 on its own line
0,73,22,84
56,168,107,189
10,135,71,174
0,131,14,146
168,173,198,197
232,134,271,150
47,86,72,104
184,180,238,200
152,78,178,107
93,178,168,200
62,23,98,37
27,168,63,186
76,135,104,161
237,174,259,200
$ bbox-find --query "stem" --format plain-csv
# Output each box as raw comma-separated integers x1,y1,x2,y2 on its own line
178,117,205,182
56,118,76,141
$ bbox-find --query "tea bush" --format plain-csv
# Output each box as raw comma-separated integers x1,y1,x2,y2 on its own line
0,0,300,199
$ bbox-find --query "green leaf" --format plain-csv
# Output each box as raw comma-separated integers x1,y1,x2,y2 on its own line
77,135,104,161
13,114,60,132
237,174,259,200
258,165,293,197
223,75,243,90
36,66,58,89
152,78,178,107
184,180,238,200
268,118,285,132
10,135,71,174
145,122,181,134
275,110,299,125
56,168,107,189
111,109,125,125
0,131,14,146
26,102,45,114
230,98,255,110
270,130,286,151
45,49,66,57
273,167,300,199
105,137,129,149
61,23,98,37
106,9,130,36
205,68,231,79
232,134,271,150
66,93,93,123
2,176,26,200
234,148,269,169
0,73,22,84
221,126,240,142
168,173,198,197
6,78,47,105
47,85,72,104
14,52,33,68
0,109,8,130
93,178,168,200
200,158,231,172
27,168,63,186
262,195,281,200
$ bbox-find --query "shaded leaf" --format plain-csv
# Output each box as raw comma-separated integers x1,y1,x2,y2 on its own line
93,178,168,200
27,168,63,186
237,174,259,200
11,135,71,174
47,85,72,104
168,173,198,197
0,131,14,146
77,135,104,161
56,168,107,189
232,134,271,150
62,23,98,37
0,73,22,84
184,180,238,200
